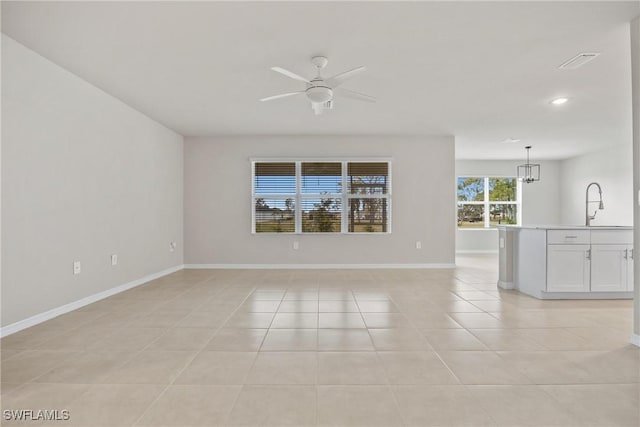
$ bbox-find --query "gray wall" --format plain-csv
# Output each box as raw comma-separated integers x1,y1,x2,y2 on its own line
455,159,562,252
1,36,184,327
559,144,634,226
184,135,455,266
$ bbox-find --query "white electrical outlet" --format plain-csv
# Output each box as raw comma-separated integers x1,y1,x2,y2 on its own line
499,238,505,249
169,242,176,252
416,241,422,249
111,254,118,266
293,241,299,250
73,261,81,275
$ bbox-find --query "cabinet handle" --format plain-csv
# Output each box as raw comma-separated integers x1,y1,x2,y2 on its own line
631,249,634,260
565,235,578,239
586,249,591,260
624,249,628,260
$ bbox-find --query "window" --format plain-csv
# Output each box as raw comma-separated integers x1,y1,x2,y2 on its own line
457,177,520,228
252,160,391,234
348,163,390,233
254,163,296,233
301,162,342,233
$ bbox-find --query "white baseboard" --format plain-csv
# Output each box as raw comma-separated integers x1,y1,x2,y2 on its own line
0,264,184,338
539,291,633,300
497,280,515,290
456,250,499,254
631,334,640,347
184,263,456,270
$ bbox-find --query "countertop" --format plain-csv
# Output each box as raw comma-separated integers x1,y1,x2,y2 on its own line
496,225,633,230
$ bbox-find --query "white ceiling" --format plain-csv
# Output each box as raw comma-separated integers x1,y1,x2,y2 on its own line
2,1,639,159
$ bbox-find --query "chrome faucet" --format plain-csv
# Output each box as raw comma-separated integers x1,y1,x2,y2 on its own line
585,182,604,226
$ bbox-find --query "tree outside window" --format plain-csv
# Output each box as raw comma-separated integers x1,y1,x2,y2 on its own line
457,177,520,228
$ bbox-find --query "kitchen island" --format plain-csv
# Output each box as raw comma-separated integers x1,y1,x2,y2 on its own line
497,225,634,299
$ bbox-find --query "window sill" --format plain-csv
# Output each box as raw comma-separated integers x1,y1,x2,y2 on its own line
457,227,508,231
252,232,392,236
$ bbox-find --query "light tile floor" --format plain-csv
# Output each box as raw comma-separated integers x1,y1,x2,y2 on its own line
1,254,639,426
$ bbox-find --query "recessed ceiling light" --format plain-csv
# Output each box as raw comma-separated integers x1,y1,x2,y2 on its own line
551,97,569,105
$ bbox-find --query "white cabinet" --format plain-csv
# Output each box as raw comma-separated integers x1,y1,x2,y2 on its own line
590,230,634,292
545,229,634,294
547,244,591,292
498,226,634,299
590,245,629,292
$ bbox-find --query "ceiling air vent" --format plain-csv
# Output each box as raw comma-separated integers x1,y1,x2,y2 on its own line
559,53,600,70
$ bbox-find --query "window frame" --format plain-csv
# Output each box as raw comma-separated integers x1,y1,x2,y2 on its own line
457,176,521,229
251,158,392,235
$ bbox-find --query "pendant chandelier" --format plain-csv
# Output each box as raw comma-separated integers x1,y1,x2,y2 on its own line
517,146,540,183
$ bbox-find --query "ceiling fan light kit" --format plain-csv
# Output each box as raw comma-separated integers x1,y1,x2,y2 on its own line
260,56,376,115
306,86,333,104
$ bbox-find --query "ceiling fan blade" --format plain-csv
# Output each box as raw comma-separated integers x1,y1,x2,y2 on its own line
271,67,310,83
335,88,376,103
325,66,366,88
260,91,305,102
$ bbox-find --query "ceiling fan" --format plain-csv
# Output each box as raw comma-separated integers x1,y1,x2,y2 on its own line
260,56,376,115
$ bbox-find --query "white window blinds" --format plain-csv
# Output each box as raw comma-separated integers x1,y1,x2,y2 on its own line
252,160,391,234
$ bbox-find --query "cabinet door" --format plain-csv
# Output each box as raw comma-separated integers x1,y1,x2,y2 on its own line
547,244,590,292
590,245,628,292
628,246,634,291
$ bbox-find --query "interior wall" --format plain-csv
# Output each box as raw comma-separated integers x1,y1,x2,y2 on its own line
559,144,633,226
455,159,562,252
630,15,639,344
184,135,455,266
1,36,184,327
